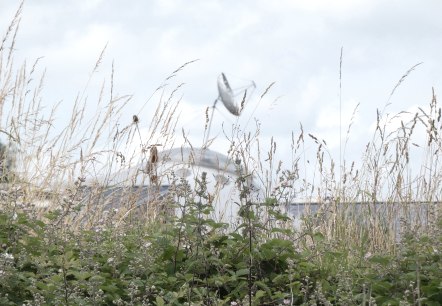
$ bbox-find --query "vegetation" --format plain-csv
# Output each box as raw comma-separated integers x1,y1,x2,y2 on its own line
1,3,441,305
0,141,15,183
0,200,440,305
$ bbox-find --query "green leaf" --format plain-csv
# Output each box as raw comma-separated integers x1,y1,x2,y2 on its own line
256,280,272,296
265,197,278,206
102,283,119,293
369,255,391,266
71,271,92,281
372,281,392,294
313,232,325,241
236,268,249,277
90,275,105,283
156,296,165,306
255,289,266,299
272,274,289,285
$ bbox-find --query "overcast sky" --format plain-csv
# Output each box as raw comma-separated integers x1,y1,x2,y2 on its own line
2,0,442,176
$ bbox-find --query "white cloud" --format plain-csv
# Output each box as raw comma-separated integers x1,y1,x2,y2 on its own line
79,0,105,11
55,24,116,61
2,0,442,178
280,0,373,13
316,99,359,130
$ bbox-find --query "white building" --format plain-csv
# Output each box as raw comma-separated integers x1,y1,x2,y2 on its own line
80,147,259,224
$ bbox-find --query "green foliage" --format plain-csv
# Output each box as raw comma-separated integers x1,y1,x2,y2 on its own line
1,193,441,305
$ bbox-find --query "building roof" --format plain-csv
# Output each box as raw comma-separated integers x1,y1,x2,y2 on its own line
88,147,240,187
159,147,238,175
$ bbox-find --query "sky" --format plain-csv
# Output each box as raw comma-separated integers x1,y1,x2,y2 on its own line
1,0,442,181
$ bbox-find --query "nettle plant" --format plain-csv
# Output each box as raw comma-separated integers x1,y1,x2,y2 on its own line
1,3,442,305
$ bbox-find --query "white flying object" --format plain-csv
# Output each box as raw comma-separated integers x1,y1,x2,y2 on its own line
204,73,256,146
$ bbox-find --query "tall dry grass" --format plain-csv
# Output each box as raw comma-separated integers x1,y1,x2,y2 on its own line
0,2,440,256
0,3,192,229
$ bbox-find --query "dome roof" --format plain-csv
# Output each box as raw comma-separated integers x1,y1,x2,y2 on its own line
86,147,240,187
159,147,238,175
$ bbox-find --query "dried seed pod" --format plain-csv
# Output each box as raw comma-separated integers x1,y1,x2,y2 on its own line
149,146,158,164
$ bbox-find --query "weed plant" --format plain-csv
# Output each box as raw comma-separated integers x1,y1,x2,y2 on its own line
1,4,441,305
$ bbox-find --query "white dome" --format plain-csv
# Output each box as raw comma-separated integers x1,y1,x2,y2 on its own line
82,147,259,223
